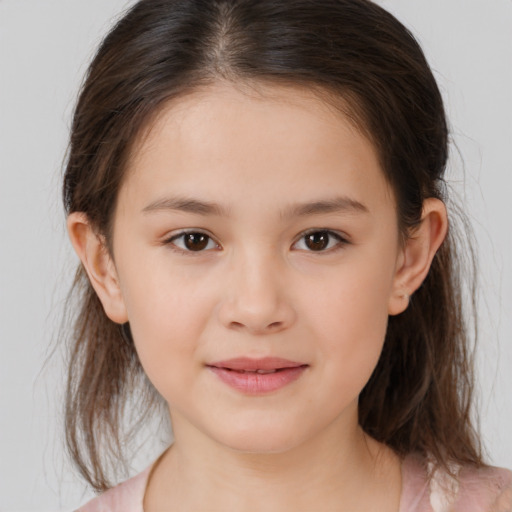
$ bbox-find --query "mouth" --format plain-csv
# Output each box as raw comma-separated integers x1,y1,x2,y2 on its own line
206,357,309,394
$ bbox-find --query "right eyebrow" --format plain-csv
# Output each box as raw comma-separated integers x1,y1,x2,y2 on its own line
141,196,231,217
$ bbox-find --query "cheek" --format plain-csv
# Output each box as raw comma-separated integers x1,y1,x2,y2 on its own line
303,258,394,392
306,255,394,336
120,251,216,328
119,267,216,399
319,290,389,372
314,300,388,413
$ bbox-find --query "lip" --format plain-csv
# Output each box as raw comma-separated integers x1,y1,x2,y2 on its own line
207,357,309,394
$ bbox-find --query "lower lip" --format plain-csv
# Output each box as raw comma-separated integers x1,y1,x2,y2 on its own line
208,366,308,394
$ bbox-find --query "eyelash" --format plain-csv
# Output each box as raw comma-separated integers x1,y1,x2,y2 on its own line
163,229,350,255
294,229,349,253
164,230,220,256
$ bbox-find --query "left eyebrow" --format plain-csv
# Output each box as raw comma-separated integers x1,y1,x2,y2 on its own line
280,196,369,219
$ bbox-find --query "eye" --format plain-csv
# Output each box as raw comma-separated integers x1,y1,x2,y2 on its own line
293,230,347,252
166,231,219,252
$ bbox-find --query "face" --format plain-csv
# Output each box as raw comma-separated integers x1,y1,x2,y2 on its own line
109,83,406,453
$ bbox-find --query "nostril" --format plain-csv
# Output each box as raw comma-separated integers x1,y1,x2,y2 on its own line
228,320,283,332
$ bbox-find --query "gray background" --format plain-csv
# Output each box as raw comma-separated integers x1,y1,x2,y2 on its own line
0,0,511,510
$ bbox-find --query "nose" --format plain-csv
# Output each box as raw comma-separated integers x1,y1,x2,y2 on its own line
217,250,296,335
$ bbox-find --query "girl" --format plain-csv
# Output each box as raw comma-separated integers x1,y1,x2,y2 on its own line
63,0,511,510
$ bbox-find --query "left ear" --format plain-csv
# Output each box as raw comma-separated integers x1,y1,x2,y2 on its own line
388,198,448,315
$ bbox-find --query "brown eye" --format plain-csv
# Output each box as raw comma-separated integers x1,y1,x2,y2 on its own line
294,230,347,252
184,233,209,251
168,231,218,252
304,231,330,251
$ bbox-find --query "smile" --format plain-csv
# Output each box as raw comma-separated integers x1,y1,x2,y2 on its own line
207,357,309,394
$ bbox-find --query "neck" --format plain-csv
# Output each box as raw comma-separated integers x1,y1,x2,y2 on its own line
144,406,402,512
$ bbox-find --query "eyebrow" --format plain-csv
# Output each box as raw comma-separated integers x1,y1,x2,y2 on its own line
280,196,369,219
142,197,230,216
142,195,369,218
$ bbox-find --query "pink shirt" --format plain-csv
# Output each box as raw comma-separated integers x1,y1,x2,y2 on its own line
77,453,512,511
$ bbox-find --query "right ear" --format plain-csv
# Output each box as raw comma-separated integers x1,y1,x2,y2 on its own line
67,212,128,324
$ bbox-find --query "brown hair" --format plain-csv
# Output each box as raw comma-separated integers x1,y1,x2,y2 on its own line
63,0,482,491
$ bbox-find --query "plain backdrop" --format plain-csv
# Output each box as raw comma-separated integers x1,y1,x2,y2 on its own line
0,1,511,510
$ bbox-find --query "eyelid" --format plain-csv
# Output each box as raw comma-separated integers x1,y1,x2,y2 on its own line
161,228,350,255
163,229,221,254
292,228,350,252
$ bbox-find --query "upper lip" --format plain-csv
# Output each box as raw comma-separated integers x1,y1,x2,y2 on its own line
207,357,307,371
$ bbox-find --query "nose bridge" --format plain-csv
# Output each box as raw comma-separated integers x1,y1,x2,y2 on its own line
218,243,295,334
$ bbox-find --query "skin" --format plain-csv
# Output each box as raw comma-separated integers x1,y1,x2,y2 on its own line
68,83,447,511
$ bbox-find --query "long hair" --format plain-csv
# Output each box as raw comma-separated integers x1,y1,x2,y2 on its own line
63,0,481,491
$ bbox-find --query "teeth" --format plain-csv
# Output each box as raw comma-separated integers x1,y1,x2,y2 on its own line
236,369,277,374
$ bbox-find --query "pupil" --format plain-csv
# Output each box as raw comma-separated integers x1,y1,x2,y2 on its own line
185,233,208,251
306,232,329,251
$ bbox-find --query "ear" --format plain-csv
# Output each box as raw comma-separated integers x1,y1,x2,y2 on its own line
67,212,128,324
388,198,448,316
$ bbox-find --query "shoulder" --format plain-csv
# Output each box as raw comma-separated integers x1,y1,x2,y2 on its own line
76,465,151,512
400,453,512,512
454,464,512,512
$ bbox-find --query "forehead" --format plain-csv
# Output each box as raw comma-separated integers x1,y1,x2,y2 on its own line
129,82,371,165
120,82,394,215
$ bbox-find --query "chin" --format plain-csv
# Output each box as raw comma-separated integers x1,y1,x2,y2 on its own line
209,417,309,455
